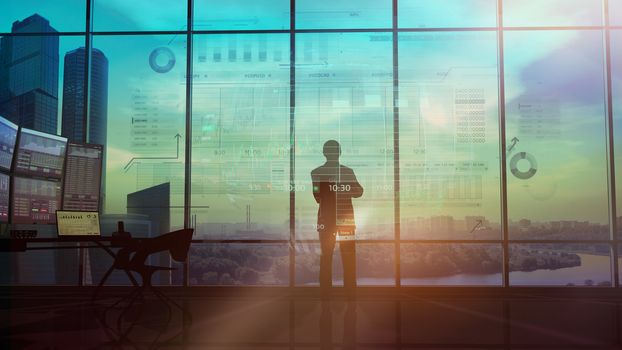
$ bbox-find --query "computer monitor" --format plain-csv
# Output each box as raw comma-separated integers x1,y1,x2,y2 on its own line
0,173,9,223
11,176,61,224
62,143,103,211
14,128,67,179
0,116,18,172
56,211,100,236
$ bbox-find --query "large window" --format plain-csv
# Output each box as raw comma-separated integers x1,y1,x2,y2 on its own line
504,30,609,241
2,1,621,287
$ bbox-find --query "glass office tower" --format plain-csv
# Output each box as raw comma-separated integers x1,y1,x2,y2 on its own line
61,47,108,146
0,14,59,134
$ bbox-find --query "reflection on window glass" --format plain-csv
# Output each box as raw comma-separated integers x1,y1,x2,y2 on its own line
195,0,289,30
93,0,187,31
0,0,85,33
509,244,611,286
295,33,394,241
503,0,603,27
296,0,391,29
93,36,186,274
399,32,501,240
504,31,608,240
401,244,503,286
191,34,290,240
613,30,622,238
399,0,497,28
190,244,289,285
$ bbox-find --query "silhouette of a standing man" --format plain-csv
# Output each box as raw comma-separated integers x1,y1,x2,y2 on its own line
311,140,363,297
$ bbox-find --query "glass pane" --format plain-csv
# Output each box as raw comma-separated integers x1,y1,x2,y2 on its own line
296,242,323,286
93,0,187,31
398,32,501,240
399,0,497,28
296,0,391,29
191,34,290,240
614,30,622,239
401,243,503,286
0,2,85,33
194,0,290,30
612,0,622,25
509,244,612,286
93,35,186,267
505,31,609,240
357,243,394,285
189,243,289,285
295,33,394,241
503,0,604,27
297,242,388,286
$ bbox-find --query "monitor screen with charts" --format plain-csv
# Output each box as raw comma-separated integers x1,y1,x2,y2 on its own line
14,128,67,179
11,176,61,224
0,116,18,172
62,143,103,211
56,211,100,236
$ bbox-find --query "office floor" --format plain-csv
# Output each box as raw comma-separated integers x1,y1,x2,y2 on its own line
1,287,621,349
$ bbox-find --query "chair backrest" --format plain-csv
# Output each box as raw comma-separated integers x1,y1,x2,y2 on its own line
130,228,194,266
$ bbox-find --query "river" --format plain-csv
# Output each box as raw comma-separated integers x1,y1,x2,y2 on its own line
348,254,613,286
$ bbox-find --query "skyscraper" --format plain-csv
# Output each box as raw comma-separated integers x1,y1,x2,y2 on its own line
61,47,109,145
56,48,109,284
0,14,59,134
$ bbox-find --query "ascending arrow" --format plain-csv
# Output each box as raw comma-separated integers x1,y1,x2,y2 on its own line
469,220,483,234
124,133,182,172
507,137,519,153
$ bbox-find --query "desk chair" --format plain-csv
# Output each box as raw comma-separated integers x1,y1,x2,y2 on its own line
99,228,194,347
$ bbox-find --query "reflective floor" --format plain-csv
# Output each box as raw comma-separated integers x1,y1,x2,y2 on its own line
2,287,621,349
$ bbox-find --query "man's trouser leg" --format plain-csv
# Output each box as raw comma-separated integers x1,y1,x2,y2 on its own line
340,239,356,295
319,230,336,295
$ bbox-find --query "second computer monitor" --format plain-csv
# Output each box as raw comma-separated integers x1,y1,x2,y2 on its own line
62,143,103,211
14,128,67,179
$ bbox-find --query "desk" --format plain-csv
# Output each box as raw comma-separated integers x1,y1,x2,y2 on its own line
0,237,141,287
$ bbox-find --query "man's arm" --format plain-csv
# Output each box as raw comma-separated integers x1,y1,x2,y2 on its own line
346,169,363,198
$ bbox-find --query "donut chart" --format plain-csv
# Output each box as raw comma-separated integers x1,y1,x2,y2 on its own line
149,47,175,73
510,152,537,180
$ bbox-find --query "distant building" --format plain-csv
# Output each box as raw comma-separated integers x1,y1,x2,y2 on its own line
0,14,59,134
430,215,454,237
61,47,109,145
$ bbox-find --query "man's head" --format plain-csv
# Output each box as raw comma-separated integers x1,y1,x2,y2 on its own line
323,140,341,162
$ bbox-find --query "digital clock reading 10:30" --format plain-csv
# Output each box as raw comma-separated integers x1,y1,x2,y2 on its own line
330,184,351,192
